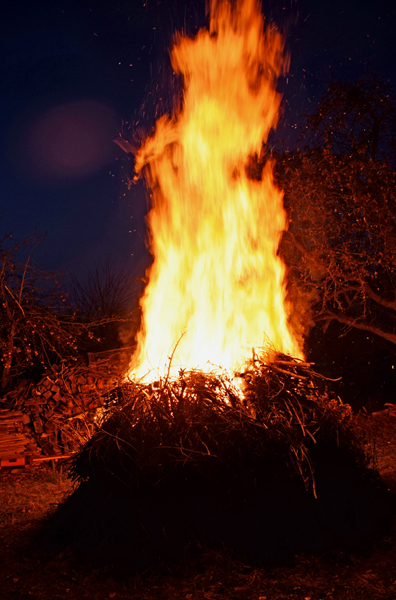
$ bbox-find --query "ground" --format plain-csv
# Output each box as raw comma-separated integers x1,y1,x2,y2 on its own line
1,412,396,600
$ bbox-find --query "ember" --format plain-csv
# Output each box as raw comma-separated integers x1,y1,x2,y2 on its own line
130,0,302,381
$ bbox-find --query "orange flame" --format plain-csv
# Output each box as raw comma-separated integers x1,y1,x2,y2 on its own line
130,0,302,381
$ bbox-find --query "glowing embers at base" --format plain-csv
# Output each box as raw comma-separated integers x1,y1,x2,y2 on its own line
129,0,302,382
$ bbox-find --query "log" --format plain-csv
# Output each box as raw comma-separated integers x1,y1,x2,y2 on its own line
6,352,126,458
0,433,28,442
0,410,24,418
0,443,28,454
24,398,45,406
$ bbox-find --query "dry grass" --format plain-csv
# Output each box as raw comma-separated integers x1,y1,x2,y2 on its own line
71,354,360,498
1,365,396,600
0,438,396,600
0,467,73,531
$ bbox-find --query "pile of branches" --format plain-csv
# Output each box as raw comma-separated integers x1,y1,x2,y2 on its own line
70,353,362,498
45,353,394,571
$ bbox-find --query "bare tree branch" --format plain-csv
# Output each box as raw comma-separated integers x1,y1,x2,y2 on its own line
316,311,396,345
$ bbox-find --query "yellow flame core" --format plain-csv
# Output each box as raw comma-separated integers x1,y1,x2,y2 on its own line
130,0,303,381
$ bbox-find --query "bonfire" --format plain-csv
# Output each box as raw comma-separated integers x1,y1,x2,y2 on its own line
41,0,393,574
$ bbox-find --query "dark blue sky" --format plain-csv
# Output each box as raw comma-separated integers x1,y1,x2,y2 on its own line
1,0,395,289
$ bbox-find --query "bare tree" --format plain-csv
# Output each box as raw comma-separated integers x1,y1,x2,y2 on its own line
69,261,141,351
275,75,396,347
0,233,96,391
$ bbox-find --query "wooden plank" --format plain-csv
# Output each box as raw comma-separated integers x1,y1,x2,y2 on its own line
0,441,29,450
33,454,71,462
0,433,30,442
0,444,28,452
0,443,28,452
0,416,24,425
0,410,23,417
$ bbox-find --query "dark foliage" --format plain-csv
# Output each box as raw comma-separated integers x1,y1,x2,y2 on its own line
0,233,93,391
274,75,396,350
0,233,141,396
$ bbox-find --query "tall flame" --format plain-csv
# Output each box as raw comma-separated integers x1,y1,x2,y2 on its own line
130,0,302,381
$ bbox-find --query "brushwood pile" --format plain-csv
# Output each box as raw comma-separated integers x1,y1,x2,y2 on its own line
40,354,394,574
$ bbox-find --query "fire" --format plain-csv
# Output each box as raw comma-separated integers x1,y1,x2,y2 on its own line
129,0,302,381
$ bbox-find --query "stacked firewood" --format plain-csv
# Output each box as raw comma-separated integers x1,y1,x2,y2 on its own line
0,410,38,466
6,349,130,457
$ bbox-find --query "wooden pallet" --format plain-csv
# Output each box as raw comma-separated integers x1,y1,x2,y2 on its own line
0,453,71,470
0,409,72,470
0,410,35,469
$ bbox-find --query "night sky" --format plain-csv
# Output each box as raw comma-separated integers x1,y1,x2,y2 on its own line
1,0,395,290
